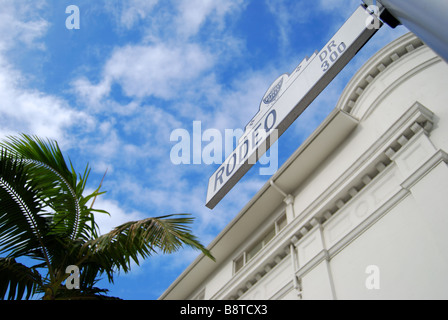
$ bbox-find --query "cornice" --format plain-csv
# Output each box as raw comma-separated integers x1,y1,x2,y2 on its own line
336,32,425,117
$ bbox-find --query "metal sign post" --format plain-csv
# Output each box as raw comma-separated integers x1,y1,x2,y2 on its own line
206,5,382,209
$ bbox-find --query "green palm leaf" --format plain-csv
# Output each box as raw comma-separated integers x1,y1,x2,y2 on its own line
0,258,42,300
1,134,82,241
0,149,49,261
82,214,215,279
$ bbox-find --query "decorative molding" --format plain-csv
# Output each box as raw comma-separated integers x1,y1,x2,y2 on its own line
291,102,434,233
216,102,438,300
337,33,425,116
401,150,448,191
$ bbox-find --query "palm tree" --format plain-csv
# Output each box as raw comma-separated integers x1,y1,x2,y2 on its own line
0,134,214,300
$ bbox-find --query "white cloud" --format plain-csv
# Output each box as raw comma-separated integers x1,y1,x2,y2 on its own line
265,0,312,51
73,42,215,104
0,0,49,52
106,43,215,100
0,1,93,146
175,0,245,38
71,77,112,112
72,0,248,107
120,0,159,29
0,76,90,143
91,195,146,235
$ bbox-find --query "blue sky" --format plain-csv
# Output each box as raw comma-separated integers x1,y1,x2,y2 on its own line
0,0,407,300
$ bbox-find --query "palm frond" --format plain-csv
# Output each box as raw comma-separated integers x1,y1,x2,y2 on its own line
0,258,42,300
0,134,83,241
82,214,214,279
0,149,50,261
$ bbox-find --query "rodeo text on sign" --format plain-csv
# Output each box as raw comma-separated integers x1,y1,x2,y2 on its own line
206,5,382,209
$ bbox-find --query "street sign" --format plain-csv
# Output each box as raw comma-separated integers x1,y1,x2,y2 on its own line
206,5,382,209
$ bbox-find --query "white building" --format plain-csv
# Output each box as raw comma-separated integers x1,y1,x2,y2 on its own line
160,32,448,300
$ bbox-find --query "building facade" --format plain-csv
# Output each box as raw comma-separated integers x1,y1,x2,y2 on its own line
160,33,448,300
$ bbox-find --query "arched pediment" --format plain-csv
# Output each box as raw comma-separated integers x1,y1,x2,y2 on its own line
336,33,428,120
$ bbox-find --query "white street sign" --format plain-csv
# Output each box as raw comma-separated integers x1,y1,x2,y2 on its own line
206,5,382,209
